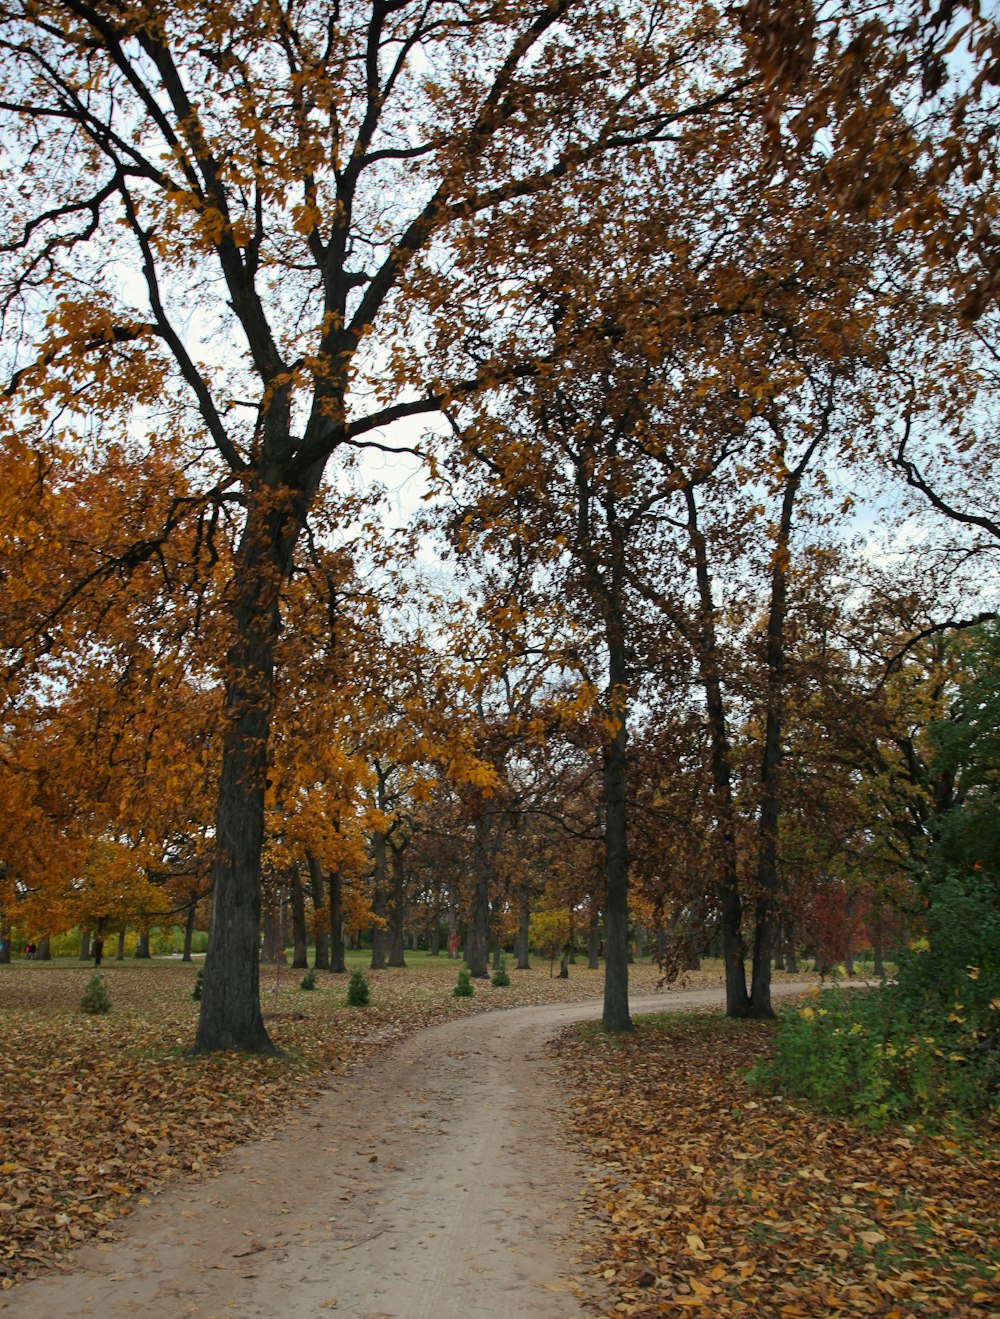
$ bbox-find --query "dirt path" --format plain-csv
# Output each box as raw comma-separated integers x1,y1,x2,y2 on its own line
4,982,814,1319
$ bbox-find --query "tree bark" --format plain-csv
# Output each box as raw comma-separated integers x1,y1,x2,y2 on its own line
195,468,323,1054
601,677,632,1033
516,881,531,970
260,895,285,964
289,864,308,969
588,905,601,970
370,830,389,970
467,807,493,979
182,894,197,962
116,927,126,960
748,427,821,1020
36,936,51,961
328,869,346,973
306,850,330,971
388,856,407,968
134,930,151,959
684,484,750,1018
79,929,90,961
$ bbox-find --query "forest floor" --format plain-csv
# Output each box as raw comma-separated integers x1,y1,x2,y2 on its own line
1,959,996,1317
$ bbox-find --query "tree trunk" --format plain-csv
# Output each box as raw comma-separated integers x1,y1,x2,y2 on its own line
289,864,308,969
36,936,51,962
516,881,531,970
328,868,346,972
588,905,601,969
117,928,126,960
467,808,493,979
195,471,322,1054
134,931,151,959
388,857,407,968
430,893,442,956
559,943,570,978
684,485,750,1018
0,921,10,964
306,850,330,971
260,897,285,964
749,435,818,1020
601,671,632,1033
79,929,90,960
93,937,104,967
784,926,798,974
182,896,197,962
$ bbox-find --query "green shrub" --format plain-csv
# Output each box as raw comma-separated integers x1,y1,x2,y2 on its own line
300,967,317,991
346,968,370,1007
756,875,1000,1124
81,972,111,1015
491,957,510,987
453,966,474,997
192,967,204,1001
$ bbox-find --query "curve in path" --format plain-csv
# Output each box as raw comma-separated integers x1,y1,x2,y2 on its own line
4,982,815,1319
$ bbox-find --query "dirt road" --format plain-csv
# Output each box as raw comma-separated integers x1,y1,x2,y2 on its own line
4,983,812,1319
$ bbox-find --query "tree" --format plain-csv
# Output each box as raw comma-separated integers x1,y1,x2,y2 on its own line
2,0,757,1050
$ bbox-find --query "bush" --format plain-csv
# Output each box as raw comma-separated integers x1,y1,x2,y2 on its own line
300,967,317,991
81,972,111,1015
453,966,474,997
491,957,510,987
346,968,370,1007
757,875,1000,1124
192,967,204,1001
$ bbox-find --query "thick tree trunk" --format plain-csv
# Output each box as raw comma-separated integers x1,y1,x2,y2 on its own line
467,808,493,979
134,931,151,959
306,851,330,971
289,864,308,969
0,922,10,964
195,472,320,1055
79,929,90,960
116,928,126,960
516,881,531,970
36,936,51,961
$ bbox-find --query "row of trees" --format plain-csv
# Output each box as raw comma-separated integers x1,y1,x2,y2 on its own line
1,0,997,1048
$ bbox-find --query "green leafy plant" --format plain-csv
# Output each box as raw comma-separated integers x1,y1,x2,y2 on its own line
491,956,510,987
346,968,370,1007
453,966,474,997
300,967,317,991
81,972,111,1015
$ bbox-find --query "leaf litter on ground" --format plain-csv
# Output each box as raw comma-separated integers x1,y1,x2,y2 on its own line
553,1010,1000,1318
1,956,687,1284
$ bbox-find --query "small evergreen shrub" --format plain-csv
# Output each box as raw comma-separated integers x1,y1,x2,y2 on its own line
192,967,204,1001
300,967,317,991
81,972,111,1015
346,968,370,1006
491,957,510,987
453,966,474,997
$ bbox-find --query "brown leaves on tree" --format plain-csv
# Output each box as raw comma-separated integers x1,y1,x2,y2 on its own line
556,1012,1000,1317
